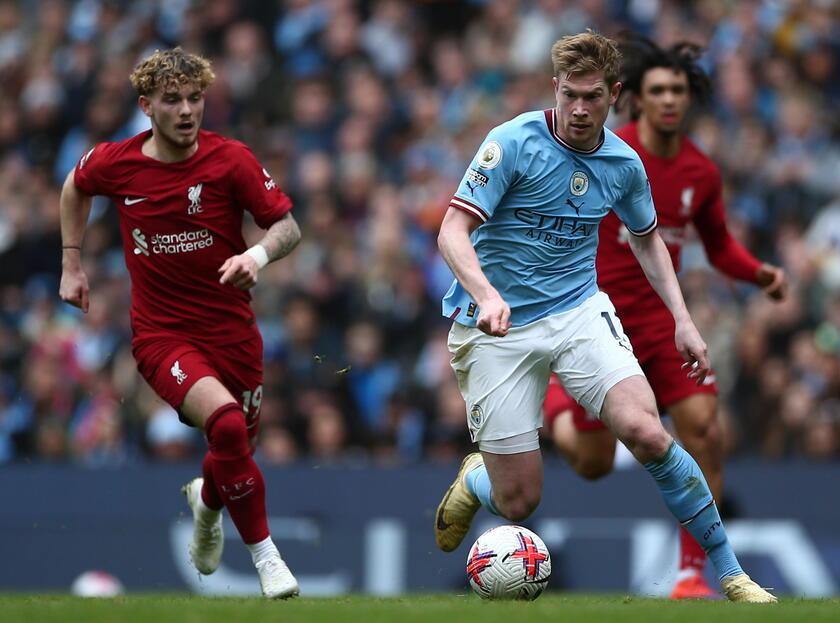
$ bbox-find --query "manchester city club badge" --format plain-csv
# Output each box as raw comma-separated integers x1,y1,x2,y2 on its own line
570,170,589,196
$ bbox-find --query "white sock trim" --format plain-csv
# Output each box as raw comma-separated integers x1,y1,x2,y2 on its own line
248,536,280,565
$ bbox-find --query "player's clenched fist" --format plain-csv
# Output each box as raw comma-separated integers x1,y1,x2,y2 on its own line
476,294,511,337
218,254,259,290
59,269,90,312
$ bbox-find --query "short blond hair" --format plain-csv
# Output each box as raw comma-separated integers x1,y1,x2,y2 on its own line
129,47,215,96
551,30,622,86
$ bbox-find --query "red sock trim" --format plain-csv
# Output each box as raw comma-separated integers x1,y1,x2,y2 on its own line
204,402,241,438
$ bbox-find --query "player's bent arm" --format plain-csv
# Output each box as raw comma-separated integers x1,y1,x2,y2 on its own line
437,207,510,336
59,169,93,312
254,212,301,264
218,213,301,290
627,230,710,381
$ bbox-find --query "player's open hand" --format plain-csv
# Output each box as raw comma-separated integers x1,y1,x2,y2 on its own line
756,262,787,301
476,293,512,337
218,254,259,290
675,321,710,385
59,269,90,313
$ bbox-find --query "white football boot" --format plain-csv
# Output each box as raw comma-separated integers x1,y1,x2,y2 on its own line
256,554,300,599
181,477,224,575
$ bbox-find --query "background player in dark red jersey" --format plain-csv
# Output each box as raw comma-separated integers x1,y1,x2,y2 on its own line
545,36,788,599
58,48,301,599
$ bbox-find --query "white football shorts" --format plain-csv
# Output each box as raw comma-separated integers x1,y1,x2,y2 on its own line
448,290,643,448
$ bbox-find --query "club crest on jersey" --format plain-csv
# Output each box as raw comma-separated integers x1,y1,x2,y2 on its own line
469,404,484,429
477,141,502,169
570,171,589,196
187,183,203,214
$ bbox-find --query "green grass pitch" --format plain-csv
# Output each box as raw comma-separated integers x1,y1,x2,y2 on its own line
2,593,839,623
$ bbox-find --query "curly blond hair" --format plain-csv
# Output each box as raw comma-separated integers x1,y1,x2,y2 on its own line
551,30,622,86
129,47,215,96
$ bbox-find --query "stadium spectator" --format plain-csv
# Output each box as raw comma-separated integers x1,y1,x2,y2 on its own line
0,0,836,468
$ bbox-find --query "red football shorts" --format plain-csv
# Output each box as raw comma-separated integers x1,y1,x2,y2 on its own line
543,377,603,432
628,315,718,410
132,332,264,441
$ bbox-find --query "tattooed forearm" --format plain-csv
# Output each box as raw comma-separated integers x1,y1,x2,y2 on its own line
259,213,301,262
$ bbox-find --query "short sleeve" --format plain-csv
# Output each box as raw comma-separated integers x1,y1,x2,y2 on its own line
230,144,293,229
613,157,657,235
449,127,517,223
73,144,108,196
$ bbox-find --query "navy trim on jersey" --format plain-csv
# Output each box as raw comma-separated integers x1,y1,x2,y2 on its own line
544,109,605,154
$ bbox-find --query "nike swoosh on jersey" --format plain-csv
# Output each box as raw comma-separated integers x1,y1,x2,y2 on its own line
124,196,149,205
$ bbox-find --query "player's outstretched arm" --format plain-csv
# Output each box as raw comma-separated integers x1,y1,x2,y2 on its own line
218,213,301,290
438,207,510,337
627,230,710,384
59,169,92,313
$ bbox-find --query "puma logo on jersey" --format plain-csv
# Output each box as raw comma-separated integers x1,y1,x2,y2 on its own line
125,196,149,205
187,183,203,214
566,198,584,215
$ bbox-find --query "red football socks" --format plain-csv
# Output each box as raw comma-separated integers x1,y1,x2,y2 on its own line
679,524,707,572
200,451,224,511
204,403,269,544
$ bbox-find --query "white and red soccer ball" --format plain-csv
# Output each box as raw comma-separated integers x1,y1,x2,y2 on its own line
71,570,125,597
466,525,551,600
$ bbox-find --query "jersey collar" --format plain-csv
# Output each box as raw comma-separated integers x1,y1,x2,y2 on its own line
544,109,605,154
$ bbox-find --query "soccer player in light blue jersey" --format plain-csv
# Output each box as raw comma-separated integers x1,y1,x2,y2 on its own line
433,31,775,603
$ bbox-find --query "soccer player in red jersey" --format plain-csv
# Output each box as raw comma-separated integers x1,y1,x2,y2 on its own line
58,48,302,599
544,36,787,599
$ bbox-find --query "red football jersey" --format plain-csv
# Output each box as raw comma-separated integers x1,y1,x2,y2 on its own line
597,122,761,327
74,129,292,345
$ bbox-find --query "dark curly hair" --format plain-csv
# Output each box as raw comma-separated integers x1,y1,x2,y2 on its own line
616,33,711,120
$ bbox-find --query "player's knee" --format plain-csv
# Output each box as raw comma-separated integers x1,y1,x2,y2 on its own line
501,494,540,522
495,486,541,522
575,454,614,480
693,413,722,443
206,405,249,460
623,417,671,463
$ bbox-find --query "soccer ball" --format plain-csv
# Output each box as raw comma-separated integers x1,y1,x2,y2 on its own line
71,570,125,597
466,524,551,600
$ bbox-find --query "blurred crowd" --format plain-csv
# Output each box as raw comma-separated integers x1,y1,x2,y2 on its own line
2,0,840,467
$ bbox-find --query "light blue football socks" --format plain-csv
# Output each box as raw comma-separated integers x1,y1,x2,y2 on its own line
644,440,743,580
465,463,501,516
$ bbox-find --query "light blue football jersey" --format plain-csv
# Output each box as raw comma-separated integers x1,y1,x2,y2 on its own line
442,109,657,327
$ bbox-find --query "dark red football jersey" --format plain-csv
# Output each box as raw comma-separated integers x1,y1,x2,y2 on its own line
597,122,760,326
74,129,292,345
